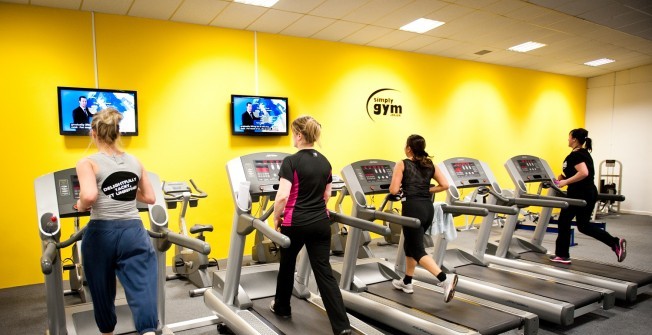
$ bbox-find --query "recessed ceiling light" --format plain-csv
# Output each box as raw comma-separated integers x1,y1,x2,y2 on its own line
234,0,279,7
584,58,615,67
399,18,445,34
507,41,546,53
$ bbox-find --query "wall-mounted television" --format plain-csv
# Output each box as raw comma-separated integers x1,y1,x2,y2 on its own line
57,86,138,136
231,94,288,136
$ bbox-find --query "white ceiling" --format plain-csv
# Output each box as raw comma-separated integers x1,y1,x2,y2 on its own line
5,0,652,78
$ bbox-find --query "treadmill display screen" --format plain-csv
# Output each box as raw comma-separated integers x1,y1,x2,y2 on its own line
71,175,81,199
253,160,283,181
451,162,481,177
360,165,392,183
517,159,543,173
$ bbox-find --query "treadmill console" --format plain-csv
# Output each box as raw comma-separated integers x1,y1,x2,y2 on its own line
505,155,556,193
52,168,85,218
340,159,395,209
442,157,491,188
507,156,554,183
226,152,291,202
346,160,394,195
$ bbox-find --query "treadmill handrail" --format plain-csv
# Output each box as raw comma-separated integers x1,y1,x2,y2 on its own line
451,200,519,215
165,229,211,254
364,208,421,228
328,210,391,236
251,216,291,248
522,193,587,207
441,204,489,216
598,193,626,202
512,197,569,208
40,242,57,274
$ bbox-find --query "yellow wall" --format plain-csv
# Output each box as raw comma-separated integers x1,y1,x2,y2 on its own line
0,3,586,288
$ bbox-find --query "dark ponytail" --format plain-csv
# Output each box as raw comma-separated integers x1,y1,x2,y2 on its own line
570,128,592,152
406,134,434,170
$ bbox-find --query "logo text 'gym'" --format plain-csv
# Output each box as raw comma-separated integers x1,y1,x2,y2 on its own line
366,88,402,121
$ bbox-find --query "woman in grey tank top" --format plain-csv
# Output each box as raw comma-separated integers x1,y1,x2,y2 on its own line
75,107,159,335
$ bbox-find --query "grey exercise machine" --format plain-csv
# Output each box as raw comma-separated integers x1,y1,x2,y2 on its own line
492,155,652,303
333,158,539,335
163,179,217,297
203,152,385,334
37,168,213,335
433,157,615,326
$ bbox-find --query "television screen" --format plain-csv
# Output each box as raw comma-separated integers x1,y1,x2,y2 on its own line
231,94,288,136
57,86,138,136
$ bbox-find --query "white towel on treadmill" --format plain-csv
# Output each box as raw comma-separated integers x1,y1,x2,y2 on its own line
429,202,457,241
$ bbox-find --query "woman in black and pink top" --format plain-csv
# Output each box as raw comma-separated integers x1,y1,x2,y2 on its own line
270,116,351,335
551,128,626,265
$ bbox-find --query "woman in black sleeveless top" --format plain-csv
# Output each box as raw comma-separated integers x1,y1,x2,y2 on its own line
388,134,458,303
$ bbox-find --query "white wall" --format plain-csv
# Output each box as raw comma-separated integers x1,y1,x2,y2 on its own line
586,64,652,215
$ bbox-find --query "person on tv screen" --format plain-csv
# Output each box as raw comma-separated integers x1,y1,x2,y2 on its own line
72,96,91,129
241,102,260,132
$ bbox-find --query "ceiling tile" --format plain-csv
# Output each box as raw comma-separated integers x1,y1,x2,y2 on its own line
274,0,323,13
210,2,267,30
417,38,467,54
311,20,365,41
454,0,502,10
429,2,475,22
248,9,302,34
366,29,418,49
309,0,368,20
31,0,79,10
340,25,394,45
281,15,336,38
343,0,412,25
171,0,228,25
483,0,528,15
556,0,605,16
391,34,441,52
129,0,181,20
82,0,133,15
504,4,547,21
372,0,448,29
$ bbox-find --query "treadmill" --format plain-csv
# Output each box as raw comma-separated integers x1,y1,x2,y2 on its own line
36,168,214,335
333,159,539,335
490,155,652,303
432,157,615,326
203,152,386,335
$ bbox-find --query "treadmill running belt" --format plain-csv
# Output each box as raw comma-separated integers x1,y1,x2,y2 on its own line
367,281,522,334
520,252,652,286
252,296,364,335
457,264,601,307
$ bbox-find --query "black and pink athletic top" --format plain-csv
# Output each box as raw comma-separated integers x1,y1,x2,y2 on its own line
278,149,332,227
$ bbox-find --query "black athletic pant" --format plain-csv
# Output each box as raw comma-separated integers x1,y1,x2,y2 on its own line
401,199,434,262
555,187,619,258
274,218,350,334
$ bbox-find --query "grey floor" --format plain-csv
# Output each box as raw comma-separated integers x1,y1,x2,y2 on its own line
2,213,650,335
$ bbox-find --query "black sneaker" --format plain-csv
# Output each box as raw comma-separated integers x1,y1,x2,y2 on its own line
269,300,291,319
549,255,571,264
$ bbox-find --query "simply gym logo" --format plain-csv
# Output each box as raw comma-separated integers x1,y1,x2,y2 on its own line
366,88,403,121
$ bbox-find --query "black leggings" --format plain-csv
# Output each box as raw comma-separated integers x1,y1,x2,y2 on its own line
555,187,619,258
401,200,434,262
274,219,350,334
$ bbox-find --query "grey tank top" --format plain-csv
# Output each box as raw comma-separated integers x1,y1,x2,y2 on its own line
88,152,142,220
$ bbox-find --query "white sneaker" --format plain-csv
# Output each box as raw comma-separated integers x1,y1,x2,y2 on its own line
392,279,414,294
439,274,458,303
